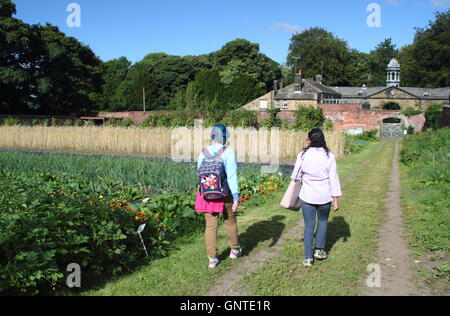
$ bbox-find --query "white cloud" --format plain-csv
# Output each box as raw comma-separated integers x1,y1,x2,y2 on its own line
386,0,406,5
431,0,450,8
272,23,302,34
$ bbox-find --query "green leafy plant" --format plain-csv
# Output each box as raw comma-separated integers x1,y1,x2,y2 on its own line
4,118,19,126
293,106,325,131
425,103,443,130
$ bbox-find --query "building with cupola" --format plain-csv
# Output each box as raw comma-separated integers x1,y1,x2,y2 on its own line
243,58,449,112
242,58,449,134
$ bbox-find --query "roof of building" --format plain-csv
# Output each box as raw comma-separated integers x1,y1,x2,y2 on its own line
274,83,317,100
271,78,450,101
331,86,450,99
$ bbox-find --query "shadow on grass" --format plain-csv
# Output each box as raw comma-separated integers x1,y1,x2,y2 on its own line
325,216,351,254
218,215,286,260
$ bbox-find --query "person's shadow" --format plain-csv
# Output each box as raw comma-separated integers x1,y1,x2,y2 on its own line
218,215,286,260
324,216,351,254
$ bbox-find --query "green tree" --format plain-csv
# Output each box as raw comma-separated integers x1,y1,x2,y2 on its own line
113,62,157,111
1,2,104,115
367,38,399,86
101,57,132,111
0,0,15,17
346,49,371,87
210,39,281,91
287,27,352,86
402,10,450,87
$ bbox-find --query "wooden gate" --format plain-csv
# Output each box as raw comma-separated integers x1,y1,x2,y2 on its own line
380,123,404,139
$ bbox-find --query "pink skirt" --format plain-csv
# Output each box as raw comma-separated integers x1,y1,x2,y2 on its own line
195,191,225,213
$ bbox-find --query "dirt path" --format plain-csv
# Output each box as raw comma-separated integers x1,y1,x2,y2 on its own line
361,142,427,296
206,143,384,296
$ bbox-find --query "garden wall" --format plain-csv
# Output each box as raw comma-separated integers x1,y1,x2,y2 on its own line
256,104,426,132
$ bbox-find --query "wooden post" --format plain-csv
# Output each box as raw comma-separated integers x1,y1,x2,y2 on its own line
143,87,146,112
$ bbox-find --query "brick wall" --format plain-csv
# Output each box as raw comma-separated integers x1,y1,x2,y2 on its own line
256,104,426,132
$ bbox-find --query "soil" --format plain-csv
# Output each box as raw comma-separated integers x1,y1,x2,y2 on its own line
361,142,428,296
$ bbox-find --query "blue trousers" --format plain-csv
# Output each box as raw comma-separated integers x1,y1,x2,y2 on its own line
301,200,331,259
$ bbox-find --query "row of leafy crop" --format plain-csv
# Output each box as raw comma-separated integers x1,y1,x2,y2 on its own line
400,128,450,282
0,150,272,197
0,171,202,295
1,107,335,131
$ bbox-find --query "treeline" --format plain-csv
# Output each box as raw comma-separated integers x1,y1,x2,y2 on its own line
103,40,281,120
286,11,450,88
1,0,449,116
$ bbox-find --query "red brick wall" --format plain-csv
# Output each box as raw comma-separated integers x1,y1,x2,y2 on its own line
99,107,427,132
256,105,426,132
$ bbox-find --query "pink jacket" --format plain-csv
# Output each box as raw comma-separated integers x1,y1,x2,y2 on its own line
291,148,342,205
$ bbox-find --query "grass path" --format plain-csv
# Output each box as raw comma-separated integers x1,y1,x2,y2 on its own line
83,142,381,296
233,141,395,296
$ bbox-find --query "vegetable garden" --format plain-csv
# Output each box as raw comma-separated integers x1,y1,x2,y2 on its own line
0,150,286,295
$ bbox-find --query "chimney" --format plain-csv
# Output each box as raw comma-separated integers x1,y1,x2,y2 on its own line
273,80,279,95
279,79,284,90
295,70,302,92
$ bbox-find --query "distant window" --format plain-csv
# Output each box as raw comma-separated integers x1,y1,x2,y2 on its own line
282,102,288,110
259,100,268,109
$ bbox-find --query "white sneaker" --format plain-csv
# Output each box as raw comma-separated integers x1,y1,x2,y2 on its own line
314,249,328,260
208,258,219,269
303,258,314,267
230,249,242,260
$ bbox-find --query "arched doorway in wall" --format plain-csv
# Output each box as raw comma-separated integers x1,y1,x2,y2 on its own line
380,117,404,139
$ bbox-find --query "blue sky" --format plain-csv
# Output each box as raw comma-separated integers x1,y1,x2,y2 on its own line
12,0,450,64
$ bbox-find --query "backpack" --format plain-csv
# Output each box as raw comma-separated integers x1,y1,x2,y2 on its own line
197,146,229,201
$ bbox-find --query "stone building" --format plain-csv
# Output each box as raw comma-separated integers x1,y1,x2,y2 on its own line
242,58,450,134
243,58,449,112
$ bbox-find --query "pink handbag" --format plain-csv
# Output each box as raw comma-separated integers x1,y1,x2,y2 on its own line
280,157,304,211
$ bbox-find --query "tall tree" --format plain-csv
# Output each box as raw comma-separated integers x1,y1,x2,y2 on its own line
287,27,352,86
101,57,132,111
400,10,450,87
29,24,103,115
210,39,281,91
0,0,15,18
1,1,104,115
367,38,398,86
0,6,34,113
346,49,371,87
113,62,157,111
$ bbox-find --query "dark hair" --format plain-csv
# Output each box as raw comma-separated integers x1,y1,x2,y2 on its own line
302,128,330,157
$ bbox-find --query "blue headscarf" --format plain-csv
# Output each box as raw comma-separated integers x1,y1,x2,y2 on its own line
211,124,229,145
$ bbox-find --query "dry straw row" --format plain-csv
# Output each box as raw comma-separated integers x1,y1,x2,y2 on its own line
0,126,346,162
